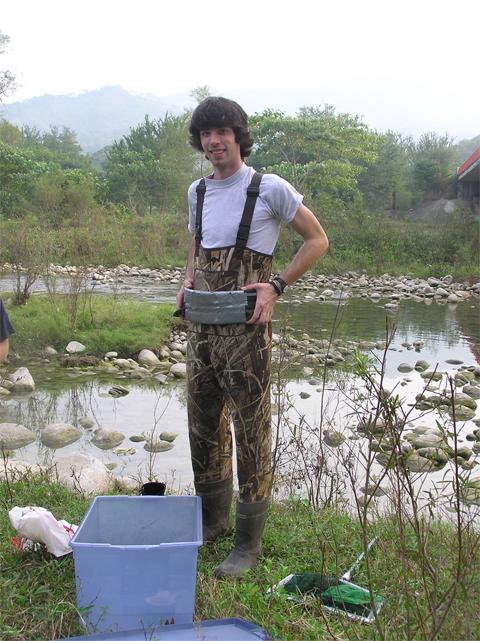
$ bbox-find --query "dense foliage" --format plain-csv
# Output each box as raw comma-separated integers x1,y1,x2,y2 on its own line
0,104,478,281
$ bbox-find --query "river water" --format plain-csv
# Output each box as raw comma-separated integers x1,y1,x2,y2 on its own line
1,275,479,508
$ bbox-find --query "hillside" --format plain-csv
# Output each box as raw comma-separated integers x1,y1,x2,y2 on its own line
0,85,190,153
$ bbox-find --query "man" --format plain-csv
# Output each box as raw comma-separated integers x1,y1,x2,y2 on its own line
176,97,328,577
0,298,14,363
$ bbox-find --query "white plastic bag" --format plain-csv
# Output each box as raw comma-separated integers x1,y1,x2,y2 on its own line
8,506,78,557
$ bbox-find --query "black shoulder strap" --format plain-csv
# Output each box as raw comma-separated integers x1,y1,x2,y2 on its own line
194,179,206,257
233,172,263,259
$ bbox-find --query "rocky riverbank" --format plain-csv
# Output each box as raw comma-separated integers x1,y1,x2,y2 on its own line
1,263,479,502
2,263,480,305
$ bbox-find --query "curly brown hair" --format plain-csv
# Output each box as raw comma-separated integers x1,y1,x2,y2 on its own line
189,97,254,159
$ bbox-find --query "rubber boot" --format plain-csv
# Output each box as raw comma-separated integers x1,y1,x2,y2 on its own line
214,498,269,578
195,478,233,543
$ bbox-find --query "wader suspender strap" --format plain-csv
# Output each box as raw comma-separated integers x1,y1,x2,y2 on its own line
233,172,263,260
195,179,206,257
194,172,263,260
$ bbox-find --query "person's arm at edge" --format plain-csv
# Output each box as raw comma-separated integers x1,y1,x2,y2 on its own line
0,338,9,363
175,235,196,313
243,203,328,325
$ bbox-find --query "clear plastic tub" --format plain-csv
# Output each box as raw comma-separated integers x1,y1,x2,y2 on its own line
51,618,270,640
70,495,202,633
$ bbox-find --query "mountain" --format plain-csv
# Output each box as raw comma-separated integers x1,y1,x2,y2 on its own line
0,86,192,153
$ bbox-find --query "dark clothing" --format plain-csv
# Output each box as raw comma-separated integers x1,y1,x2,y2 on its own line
0,299,14,342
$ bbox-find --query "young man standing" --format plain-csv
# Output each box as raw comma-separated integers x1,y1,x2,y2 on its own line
176,97,328,577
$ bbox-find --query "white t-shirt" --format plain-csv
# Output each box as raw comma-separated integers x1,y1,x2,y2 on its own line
188,164,303,256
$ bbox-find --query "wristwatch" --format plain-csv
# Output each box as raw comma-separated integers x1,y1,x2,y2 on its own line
270,276,288,296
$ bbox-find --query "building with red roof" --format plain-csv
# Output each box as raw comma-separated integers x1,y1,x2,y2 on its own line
457,147,480,214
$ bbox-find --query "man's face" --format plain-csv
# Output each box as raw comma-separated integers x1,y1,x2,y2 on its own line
199,127,242,175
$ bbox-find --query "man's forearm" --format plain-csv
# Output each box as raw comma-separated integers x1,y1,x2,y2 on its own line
279,234,328,286
183,237,196,286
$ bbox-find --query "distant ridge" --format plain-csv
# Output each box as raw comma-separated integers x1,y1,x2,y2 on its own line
0,85,192,153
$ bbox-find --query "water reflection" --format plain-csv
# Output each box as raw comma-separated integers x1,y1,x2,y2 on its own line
1,275,479,507
1,379,192,490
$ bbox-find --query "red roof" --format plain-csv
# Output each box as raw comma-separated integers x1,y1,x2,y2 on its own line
457,147,480,177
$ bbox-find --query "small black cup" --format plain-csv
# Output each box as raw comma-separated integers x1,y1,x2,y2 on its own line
140,481,166,496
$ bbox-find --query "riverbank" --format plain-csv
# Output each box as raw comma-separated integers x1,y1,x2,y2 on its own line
3,264,478,362
1,473,478,641
1,293,175,358
3,262,480,300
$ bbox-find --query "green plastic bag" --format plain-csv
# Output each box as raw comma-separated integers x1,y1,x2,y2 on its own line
321,583,383,617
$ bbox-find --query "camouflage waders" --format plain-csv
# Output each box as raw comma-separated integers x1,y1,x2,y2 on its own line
187,174,272,502
186,174,274,573
187,244,273,503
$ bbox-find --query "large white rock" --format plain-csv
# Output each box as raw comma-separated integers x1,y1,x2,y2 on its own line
463,385,480,399
40,423,82,449
52,453,112,495
0,422,36,449
66,341,86,354
43,346,58,356
112,358,133,369
159,431,177,443
138,349,161,368
91,427,125,450
9,367,35,392
170,363,187,378
144,439,174,453
406,432,445,449
0,459,41,480
405,453,439,473
158,346,171,360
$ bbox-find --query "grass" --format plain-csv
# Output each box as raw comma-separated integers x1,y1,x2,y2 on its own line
1,205,478,283
0,474,478,641
4,293,175,358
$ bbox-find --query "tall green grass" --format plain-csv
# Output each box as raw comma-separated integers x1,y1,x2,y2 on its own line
0,475,478,641
1,205,478,280
4,293,174,357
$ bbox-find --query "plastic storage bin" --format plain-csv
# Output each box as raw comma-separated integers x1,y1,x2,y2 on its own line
70,495,202,633
52,618,270,640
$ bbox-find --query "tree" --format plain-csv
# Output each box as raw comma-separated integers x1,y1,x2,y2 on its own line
0,31,15,101
36,126,90,170
190,85,212,104
358,131,414,210
0,122,97,220
0,141,48,216
411,132,456,199
104,113,195,213
249,106,377,213
0,119,23,146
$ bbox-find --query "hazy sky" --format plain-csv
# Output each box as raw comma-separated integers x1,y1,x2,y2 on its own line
2,0,479,141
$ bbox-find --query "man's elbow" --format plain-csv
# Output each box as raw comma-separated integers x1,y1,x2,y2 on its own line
314,230,329,259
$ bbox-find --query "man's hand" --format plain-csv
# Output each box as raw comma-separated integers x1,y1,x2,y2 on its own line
175,279,193,316
242,282,278,325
